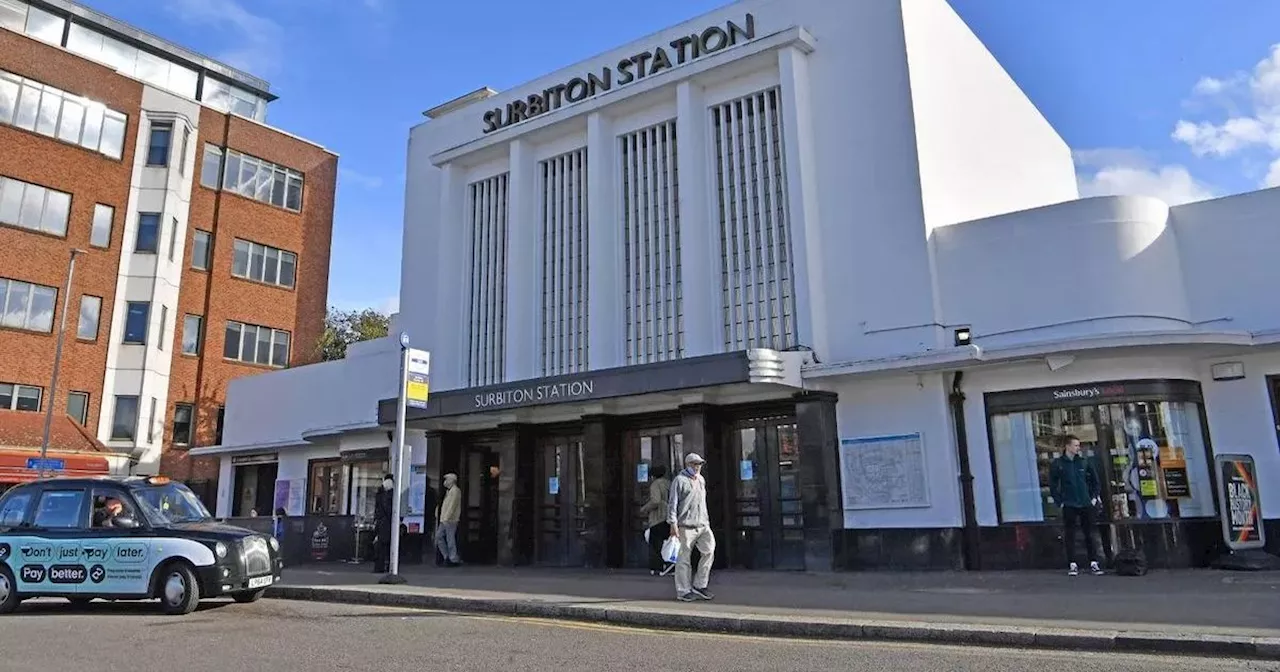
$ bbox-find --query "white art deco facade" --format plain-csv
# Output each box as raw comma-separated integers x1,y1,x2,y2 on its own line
208,0,1280,571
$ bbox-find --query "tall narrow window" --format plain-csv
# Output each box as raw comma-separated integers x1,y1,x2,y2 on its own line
147,121,172,167
67,391,89,425
619,120,683,364
77,295,101,341
191,230,212,270
200,144,223,189
538,148,590,376
167,217,179,261
90,203,113,248
182,314,203,355
711,88,797,351
135,212,160,253
178,126,190,176
172,403,193,445
147,397,158,442
465,173,510,386
158,305,168,351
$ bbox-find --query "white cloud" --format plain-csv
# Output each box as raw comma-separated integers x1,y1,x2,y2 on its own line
339,168,384,190
1075,149,1215,205
165,0,284,77
1172,44,1280,188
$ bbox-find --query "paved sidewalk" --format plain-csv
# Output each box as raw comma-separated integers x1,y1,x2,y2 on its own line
267,563,1280,659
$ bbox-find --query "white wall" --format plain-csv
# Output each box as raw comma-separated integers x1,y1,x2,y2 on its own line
1172,188,1280,333
932,196,1192,349
1197,351,1280,518
221,335,399,448
827,372,959,529
403,0,1075,390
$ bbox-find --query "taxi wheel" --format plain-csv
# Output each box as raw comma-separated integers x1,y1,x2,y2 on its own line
232,589,265,604
0,565,19,614
157,562,200,615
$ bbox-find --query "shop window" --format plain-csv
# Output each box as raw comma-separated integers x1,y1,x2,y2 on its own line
308,459,344,515
347,458,389,524
990,400,1215,523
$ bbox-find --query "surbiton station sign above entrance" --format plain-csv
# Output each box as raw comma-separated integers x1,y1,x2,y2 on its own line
481,14,757,133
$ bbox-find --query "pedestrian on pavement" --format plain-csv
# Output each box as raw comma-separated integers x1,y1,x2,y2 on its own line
423,476,440,565
1049,435,1105,576
668,453,715,602
435,472,462,567
641,464,674,576
372,473,394,574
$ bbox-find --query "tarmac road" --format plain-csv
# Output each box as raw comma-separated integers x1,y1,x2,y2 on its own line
0,598,1276,672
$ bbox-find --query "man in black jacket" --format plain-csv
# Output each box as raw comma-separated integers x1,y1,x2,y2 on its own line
372,474,394,573
1049,435,1104,576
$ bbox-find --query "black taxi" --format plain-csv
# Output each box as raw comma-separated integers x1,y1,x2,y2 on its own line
0,475,283,615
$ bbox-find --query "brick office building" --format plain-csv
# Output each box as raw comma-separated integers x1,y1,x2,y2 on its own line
0,0,336,499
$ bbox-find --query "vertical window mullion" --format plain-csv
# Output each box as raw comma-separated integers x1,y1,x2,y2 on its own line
757,91,780,347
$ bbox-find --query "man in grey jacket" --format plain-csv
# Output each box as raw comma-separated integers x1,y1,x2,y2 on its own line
668,453,714,602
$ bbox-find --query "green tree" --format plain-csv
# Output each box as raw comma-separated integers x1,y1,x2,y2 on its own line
317,307,390,361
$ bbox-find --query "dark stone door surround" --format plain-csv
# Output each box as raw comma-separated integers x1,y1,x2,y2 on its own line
420,394,842,571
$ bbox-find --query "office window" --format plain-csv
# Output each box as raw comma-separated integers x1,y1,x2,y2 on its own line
0,68,127,160
172,403,193,445
111,395,139,441
22,4,63,45
202,78,263,121
65,23,198,100
220,148,304,212
224,320,290,368
77,295,101,340
90,203,113,248
182,314,202,355
167,217,179,261
0,277,57,333
123,301,149,344
191,230,212,270
232,239,297,289
178,126,190,176
135,212,159,253
147,121,172,167
200,144,223,189
158,305,168,351
0,175,72,237
67,391,89,425
0,382,42,411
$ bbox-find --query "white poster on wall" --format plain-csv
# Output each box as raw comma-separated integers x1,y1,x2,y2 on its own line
840,433,930,510
284,478,306,516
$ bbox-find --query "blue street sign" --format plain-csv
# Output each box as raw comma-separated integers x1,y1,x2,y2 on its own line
26,458,64,471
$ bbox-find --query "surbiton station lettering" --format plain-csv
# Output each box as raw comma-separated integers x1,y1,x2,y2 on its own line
474,380,596,409
481,14,757,133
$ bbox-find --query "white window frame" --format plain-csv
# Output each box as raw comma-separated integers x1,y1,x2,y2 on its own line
182,314,203,355
0,68,128,160
67,390,90,425
191,230,213,270
90,203,114,248
223,320,291,368
218,147,304,212
0,175,72,237
0,381,42,412
0,276,57,333
231,238,297,289
77,294,101,341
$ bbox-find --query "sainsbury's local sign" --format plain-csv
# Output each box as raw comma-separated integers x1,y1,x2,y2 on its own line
482,13,757,133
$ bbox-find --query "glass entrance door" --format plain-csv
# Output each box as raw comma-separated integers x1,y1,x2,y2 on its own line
535,435,586,566
459,444,500,564
622,428,684,568
729,417,805,570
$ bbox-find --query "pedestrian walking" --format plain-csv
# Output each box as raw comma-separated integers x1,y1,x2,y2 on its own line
641,464,674,576
1050,435,1105,576
372,473,394,574
668,453,715,602
435,472,462,566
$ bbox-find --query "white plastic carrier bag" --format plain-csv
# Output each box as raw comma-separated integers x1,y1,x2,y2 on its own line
644,528,650,543
661,536,681,564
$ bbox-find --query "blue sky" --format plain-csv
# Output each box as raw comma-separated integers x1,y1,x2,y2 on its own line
80,0,1280,314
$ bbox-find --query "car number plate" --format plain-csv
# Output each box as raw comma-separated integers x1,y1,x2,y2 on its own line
247,576,273,589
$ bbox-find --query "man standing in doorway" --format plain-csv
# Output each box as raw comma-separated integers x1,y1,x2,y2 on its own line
668,453,715,602
1050,435,1105,576
372,474,394,574
435,472,462,567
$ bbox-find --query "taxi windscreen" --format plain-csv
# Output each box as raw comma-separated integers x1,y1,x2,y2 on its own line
133,482,213,525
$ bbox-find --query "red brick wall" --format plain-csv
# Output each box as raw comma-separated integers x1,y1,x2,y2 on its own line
0,30,336,483
0,29,143,433
162,109,337,481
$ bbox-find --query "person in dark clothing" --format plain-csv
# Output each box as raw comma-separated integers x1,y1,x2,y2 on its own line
640,464,674,576
372,473,394,573
1049,435,1104,576
422,477,442,566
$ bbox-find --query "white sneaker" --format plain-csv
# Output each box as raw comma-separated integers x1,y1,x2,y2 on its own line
1090,561,1104,576
1068,562,1080,576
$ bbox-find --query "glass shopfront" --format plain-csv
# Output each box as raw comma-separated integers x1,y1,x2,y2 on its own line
986,380,1216,526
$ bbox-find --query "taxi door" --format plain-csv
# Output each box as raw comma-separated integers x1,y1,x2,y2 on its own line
84,486,154,596
13,486,90,596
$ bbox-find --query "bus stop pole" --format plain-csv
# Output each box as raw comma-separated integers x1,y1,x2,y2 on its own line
379,336,411,585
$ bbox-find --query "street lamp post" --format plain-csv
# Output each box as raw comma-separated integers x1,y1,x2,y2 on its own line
40,248,85,478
